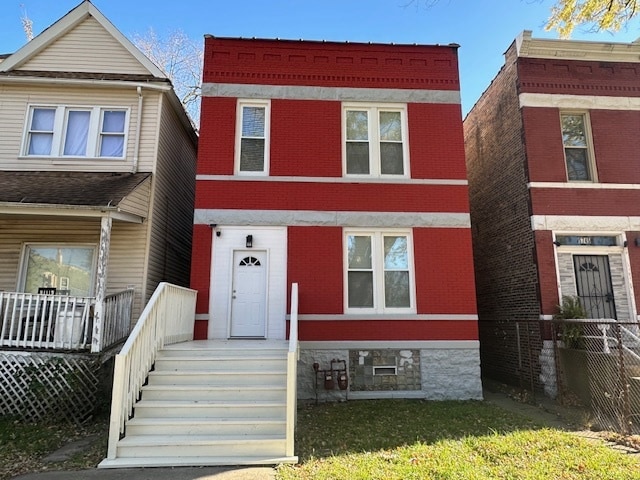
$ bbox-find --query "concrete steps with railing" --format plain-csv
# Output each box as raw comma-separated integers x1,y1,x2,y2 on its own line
99,340,296,468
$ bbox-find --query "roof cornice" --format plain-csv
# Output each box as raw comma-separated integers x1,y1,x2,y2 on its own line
516,29,640,63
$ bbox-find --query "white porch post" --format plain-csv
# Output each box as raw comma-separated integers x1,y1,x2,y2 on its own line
92,216,112,353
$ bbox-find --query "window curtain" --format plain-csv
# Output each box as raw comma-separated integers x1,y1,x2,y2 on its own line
100,110,125,157
28,108,55,155
63,110,90,156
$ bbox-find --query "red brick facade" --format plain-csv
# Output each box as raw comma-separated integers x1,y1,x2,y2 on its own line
192,36,477,355
465,31,640,393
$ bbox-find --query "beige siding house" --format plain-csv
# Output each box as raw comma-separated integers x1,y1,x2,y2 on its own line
0,1,197,422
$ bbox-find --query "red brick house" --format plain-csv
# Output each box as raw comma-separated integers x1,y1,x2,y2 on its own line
464,31,640,396
191,36,481,401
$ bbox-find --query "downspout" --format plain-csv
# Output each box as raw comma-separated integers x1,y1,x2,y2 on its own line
132,86,143,173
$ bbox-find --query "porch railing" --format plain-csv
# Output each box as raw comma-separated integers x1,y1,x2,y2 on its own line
0,289,135,352
99,289,135,351
0,292,93,350
286,282,299,458
106,282,197,460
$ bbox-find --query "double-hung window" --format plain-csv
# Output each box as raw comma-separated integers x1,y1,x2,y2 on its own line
23,106,128,159
345,230,415,313
344,104,408,177
560,112,596,182
236,99,270,175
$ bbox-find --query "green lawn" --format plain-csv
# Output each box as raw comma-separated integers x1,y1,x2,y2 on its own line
277,400,640,480
2,399,639,480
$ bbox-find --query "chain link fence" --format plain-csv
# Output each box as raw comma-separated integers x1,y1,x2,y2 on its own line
551,319,640,435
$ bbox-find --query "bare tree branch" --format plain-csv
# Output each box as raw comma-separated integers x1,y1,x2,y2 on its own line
132,28,203,127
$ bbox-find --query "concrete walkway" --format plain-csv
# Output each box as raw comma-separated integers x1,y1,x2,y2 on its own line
12,466,276,480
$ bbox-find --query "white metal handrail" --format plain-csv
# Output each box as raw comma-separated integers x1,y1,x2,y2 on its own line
561,318,640,363
286,282,299,458
105,282,197,459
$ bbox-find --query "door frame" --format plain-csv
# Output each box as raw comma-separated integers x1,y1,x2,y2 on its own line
228,249,269,338
208,226,288,340
552,231,637,322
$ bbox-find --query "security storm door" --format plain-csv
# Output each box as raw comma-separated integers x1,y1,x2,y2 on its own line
230,250,267,337
573,255,616,320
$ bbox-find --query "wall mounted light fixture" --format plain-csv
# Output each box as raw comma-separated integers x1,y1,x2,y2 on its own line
246,235,253,248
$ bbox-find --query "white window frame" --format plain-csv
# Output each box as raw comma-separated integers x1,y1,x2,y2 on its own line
21,105,129,159
342,103,409,179
560,111,597,182
235,99,270,175
17,243,97,296
343,229,416,314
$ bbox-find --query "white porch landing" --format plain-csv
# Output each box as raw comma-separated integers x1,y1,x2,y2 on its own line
99,339,297,468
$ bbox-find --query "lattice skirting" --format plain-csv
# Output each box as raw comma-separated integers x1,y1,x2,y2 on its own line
0,351,100,423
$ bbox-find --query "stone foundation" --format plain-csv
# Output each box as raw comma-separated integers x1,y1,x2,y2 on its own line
539,340,557,398
297,344,483,401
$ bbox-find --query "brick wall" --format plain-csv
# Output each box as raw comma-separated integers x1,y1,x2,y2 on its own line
464,42,543,388
203,37,461,90
287,226,343,314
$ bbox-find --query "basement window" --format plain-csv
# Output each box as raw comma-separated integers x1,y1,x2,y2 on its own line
373,366,398,376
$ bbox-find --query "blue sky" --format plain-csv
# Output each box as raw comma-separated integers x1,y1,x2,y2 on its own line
2,0,640,116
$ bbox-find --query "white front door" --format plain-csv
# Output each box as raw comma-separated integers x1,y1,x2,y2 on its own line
230,250,267,337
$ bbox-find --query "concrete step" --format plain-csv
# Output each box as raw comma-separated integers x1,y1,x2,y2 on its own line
114,435,286,458
158,340,288,358
153,356,287,372
147,370,287,386
133,400,286,419
99,454,297,468
140,384,286,402
125,417,286,436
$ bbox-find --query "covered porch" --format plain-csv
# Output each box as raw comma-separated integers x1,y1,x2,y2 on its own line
0,288,133,352
0,171,152,353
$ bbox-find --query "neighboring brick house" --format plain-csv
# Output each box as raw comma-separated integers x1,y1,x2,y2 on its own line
191,36,482,401
464,31,640,395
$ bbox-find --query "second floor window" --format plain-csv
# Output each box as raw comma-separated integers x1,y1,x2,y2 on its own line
236,100,270,175
561,112,595,182
24,106,127,159
344,104,408,178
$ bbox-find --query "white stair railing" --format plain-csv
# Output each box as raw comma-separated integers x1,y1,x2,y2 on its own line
105,282,197,459
574,318,640,364
286,282,299,458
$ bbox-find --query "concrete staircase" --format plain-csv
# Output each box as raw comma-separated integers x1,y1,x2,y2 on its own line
99,340,297,467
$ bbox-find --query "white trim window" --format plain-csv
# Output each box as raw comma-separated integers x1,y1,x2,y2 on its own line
343,103,409,178
560,112,596,182
236,99,270,175
23,105,128,159
344,230,415,313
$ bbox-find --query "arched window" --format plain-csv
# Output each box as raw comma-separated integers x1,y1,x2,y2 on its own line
239,256,261,266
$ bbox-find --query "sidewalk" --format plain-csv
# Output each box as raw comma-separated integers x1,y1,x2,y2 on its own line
12,466,276,480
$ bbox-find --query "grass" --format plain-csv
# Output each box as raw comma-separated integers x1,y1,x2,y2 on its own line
276,400,640,480
0,414,109,480
2,398,640,479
